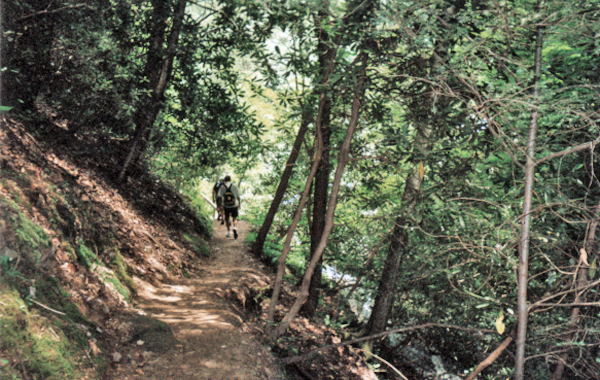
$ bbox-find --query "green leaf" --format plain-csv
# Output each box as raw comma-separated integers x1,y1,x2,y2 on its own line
589,257,597,279
0,106,12,113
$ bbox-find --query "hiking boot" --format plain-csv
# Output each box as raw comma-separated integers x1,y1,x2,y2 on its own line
233,230,238,240
221,220,225,225
226,231,232,238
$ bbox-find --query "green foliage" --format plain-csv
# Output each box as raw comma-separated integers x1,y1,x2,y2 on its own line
0,280,93,380
182,233,211,258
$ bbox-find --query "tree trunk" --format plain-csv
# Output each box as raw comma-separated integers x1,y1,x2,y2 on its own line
365,114,432,336
119,0,187,181
252,109,310,255
273,51,368,339
514,4,544,377
300,6,336,318
365,219,407,334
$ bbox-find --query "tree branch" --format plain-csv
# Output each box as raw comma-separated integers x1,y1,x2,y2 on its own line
281,323,496,365
535,138,600,166
465,332,515,380
17,4,92,22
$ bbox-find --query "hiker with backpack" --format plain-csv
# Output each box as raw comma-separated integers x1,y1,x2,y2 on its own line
217,175,241,239
212,178,225,223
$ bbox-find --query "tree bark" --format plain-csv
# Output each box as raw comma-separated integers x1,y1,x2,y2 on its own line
252,109,310,255
272,51,368,339
365,118,433,336
514,4,544,377
300,5,337,318
266,103,325,329
365,219,407,335
119,0,187,181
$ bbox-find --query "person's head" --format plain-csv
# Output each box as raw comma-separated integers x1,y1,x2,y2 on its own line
224,175,231,182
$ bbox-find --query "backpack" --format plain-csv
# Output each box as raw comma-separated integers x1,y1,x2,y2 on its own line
223,184,236,208
213,182,222,193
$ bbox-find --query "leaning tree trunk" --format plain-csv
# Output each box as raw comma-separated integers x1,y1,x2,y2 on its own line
119,0,187,181
252,109,310,255
514,4,544,377
365,117,432,336
272,51,368,339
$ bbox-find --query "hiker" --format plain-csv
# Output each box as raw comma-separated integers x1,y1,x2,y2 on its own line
217,175,241,239
212,178,225,223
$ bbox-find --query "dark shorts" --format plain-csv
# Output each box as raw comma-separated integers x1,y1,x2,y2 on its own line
216,198,223,208
224,207,238,219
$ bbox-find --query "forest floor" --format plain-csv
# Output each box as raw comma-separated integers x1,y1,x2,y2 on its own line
107,220,288,380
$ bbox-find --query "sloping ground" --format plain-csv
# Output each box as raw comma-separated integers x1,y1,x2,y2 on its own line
0,116,376,380
108,221,286,380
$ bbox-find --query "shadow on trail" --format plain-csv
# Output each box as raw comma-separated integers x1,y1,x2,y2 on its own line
120,220,284,380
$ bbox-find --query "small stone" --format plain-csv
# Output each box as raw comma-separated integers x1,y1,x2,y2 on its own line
112,352,122,362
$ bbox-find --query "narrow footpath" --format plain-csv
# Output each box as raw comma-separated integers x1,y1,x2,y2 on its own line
110,220,287,380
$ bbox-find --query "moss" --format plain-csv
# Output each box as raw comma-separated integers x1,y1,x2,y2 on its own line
0,282,89,380
182,233,211,258
34,276,90,329
75,243,99,269
93,265,130,303
110,252,137,296
1,194,52,267
0,178,31,212
61,241,77,261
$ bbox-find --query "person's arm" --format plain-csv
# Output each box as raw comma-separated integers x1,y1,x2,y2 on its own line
234,184,241,209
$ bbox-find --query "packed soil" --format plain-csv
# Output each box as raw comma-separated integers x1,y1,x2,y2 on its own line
107,220,287,380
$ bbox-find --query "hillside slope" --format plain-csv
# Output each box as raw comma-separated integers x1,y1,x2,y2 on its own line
0,116,376,380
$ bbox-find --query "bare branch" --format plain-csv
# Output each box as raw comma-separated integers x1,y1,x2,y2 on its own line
535,138,600,166
17,4,92,22
281,323,496,365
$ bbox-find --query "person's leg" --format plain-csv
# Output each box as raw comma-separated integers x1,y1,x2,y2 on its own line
216,199,224,223
224,208,232,237
232,208,239,239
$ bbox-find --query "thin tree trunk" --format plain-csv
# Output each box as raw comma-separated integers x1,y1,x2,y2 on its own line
266,103,325,329
272,52,368,338
300,4,337,318
265,14,341,328
119,0,187,181
514,4,544,377
252,109,310,255
365,118,433,336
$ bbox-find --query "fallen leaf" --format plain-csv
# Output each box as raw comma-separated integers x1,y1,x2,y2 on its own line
89,340,101,356
580,248,590,266
495,311,505,335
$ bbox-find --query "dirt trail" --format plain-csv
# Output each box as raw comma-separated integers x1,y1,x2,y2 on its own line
111,220,286,380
